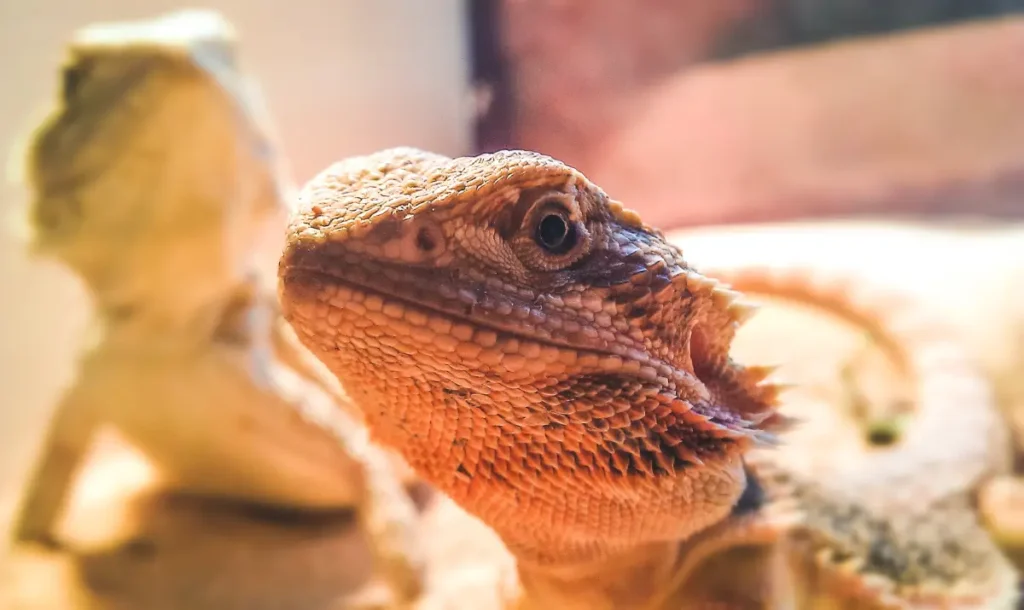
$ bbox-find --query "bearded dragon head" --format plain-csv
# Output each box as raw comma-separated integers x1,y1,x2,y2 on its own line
279,148,783,565
24,10,285,312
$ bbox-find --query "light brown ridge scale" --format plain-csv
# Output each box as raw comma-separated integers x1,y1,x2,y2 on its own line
278,148,1018,609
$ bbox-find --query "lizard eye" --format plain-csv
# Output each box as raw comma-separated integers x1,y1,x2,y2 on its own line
534,206,578,255
510,193,590,271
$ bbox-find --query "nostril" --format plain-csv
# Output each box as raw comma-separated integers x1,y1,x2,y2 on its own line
416,226,437,253
397,219,445,263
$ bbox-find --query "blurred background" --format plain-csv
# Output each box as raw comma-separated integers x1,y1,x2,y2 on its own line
476,0,1024,227
1,1,1023,607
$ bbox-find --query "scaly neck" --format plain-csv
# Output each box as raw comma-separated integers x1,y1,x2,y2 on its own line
514,541,683,610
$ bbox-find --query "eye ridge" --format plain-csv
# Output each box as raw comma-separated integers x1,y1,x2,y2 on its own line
535,209,578,254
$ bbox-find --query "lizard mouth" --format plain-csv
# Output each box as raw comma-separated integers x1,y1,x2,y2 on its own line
282,259,781,480
282,265,669,367
278,240,762,391
279,264,766,437
279,244,784,444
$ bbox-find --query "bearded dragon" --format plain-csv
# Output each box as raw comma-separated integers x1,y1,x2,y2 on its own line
277,147,1019,609
9,10,421,605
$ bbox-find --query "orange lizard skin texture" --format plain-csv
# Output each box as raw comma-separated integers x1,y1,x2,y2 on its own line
278,148,1019,609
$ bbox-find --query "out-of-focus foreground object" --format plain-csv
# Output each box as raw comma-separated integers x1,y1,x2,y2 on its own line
5,9,422,609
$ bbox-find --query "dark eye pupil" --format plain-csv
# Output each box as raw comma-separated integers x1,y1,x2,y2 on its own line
536,213,576,253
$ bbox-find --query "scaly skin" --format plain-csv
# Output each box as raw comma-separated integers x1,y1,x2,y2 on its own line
278,148,1018,609
698,266,1017,608
11,11,421,606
